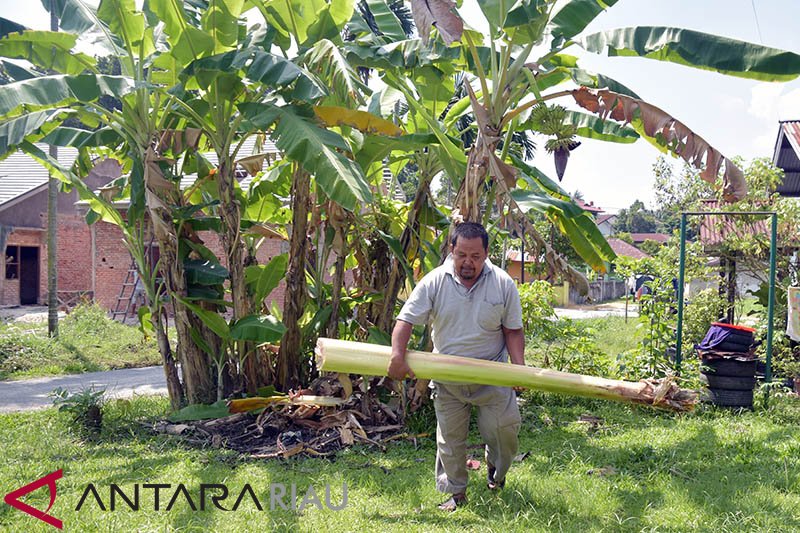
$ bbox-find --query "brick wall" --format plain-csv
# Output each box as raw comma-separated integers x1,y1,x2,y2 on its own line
93,221,130,310
55,215,93,292
86,223,290,313
2,279,19,305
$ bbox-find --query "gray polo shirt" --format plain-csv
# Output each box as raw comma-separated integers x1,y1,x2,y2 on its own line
396,254,523,362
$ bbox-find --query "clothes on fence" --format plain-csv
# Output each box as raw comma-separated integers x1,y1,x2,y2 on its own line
788,286,800,342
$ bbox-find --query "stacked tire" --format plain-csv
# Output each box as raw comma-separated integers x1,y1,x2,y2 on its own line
697,323,757,408
700,358,757,408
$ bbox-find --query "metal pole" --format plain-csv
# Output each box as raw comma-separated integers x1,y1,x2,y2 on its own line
675,213,687,373
520,228,525,284
765,213,778,385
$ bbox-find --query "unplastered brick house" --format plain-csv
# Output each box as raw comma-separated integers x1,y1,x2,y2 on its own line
0,141,288,315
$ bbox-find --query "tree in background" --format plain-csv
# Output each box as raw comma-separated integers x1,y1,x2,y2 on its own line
638,239,663,257
613,200,658,234
652,155,715,236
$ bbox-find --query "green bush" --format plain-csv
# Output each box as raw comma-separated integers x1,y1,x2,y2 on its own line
50,386,106,434
682,288,725,348
540,318,613,376
518,280,557,334
518,281,615,377
60,303,115,337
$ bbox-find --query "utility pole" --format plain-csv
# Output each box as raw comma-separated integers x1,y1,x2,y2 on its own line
47,2,58,337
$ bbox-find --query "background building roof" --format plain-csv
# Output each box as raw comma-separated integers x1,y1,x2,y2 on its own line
629,232,670,244
0,145,78,211
596,214,617,225
697,199,770,248
576,199,604,214
772,120,800,197
607,238,650,259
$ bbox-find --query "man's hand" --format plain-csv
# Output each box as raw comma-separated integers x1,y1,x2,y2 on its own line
503,326,526,393
389,319,415,380
511,359,525,393
387,356,416,381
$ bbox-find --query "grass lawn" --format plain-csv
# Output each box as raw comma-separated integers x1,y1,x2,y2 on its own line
0,304,161,380
2,392,799,532
577,316,640,358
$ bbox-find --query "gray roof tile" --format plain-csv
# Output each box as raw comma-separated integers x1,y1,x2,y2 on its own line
0,145,78,209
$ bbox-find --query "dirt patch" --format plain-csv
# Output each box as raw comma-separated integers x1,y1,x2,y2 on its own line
0,305,65,323
148,376,429,458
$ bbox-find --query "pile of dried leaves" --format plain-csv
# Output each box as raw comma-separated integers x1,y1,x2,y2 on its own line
149,375,431,459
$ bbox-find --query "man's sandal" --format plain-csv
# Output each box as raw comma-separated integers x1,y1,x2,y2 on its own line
438,493,467,511
486,461,505,490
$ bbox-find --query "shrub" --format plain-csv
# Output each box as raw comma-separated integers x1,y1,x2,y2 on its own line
518,280,557,334
682,288,726,348
50,386,106,434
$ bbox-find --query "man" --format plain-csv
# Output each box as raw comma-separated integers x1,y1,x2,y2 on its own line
387,222,525,511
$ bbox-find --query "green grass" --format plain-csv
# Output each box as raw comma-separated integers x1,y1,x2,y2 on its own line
0,304,161,380
2,393,800,532
578,316,640,358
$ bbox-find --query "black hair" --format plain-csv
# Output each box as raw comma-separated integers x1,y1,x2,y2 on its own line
451,221,488,250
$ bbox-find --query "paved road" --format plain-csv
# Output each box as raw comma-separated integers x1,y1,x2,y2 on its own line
0,366,167,413
554,303,639,319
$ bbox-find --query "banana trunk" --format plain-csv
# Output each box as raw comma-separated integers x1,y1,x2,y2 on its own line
316,338,697,412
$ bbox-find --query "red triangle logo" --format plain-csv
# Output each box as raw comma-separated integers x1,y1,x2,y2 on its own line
3,469,63,529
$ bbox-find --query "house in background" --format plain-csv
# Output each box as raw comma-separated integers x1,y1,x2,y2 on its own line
575,199,604,218
0,141,287,316
606,238,651,261
0,147,91,307
504,249,535,283
595,213,617,236
773,120,800,197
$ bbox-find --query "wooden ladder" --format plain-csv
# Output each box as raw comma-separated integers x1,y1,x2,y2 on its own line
111,259,140,323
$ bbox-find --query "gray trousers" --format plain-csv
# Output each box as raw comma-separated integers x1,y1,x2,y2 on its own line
433,382,521,494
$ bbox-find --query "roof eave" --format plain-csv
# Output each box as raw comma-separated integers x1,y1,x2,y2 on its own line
0,182,48,214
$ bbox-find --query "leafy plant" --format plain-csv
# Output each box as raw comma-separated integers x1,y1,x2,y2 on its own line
682,288,726,348
49,386,105,433
517,281,616,377
537,318,613,377
518,280,558,334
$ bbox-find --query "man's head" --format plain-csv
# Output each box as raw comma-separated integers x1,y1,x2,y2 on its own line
450,222,488,282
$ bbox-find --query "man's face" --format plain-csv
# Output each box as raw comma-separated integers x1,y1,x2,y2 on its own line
452,236,488,282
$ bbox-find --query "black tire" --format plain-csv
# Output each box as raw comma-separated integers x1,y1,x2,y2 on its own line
722,330,755,344
701,358,757,377
700,374,756,390
713,340,753,353
705,387,753,407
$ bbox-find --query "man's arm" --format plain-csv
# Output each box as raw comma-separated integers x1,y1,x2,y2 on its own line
502,326,525,366
388,319,416,380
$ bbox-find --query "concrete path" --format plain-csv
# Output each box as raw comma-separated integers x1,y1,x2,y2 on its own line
0,366,167,413
554,301,639,319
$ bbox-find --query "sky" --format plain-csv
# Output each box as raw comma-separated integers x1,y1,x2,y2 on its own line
518,0,800,212
1,0,799,213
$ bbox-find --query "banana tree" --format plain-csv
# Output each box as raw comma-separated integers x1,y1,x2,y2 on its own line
404,0,800,282
127,0,382,393
0,4,202,404
0,0,322,400
339,6,603,293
